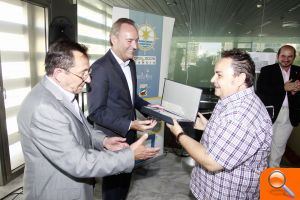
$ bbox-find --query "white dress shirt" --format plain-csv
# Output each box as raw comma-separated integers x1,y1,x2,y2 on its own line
110,49,134,130
110,49,133,104
279,65,291,107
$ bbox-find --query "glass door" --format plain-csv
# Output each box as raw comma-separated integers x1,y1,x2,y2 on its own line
0,0,47,184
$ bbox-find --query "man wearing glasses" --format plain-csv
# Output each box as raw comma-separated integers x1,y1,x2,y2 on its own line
17,40,159,200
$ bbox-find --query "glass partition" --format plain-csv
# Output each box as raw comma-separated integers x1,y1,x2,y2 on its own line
77,0,112,114
0,0,47,184
168,38,300,90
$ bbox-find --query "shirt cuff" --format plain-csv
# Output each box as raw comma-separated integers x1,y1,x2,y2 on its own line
128,121,132,131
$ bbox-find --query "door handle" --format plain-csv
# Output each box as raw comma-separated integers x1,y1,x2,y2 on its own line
1,86,6,99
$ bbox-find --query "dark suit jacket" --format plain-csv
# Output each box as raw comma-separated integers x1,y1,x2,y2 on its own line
256,63,300,126
87,50,149,144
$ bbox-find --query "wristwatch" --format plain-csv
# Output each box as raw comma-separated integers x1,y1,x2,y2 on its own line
176,132,185,144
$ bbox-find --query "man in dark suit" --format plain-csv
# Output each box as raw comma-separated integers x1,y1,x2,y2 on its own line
87,18,157,200
256,45,300,167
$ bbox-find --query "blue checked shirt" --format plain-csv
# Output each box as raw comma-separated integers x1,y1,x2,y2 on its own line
190,87,272,200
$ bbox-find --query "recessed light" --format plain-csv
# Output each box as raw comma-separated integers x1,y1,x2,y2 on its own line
245,30,252,34
258,33,266,37
282,21,299,28
165,0,177,6
256,0,263,8
288,3,300,12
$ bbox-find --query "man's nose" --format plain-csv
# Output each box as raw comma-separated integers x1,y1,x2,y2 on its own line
210,75,216,83
132,40,137,49
85,75,91,83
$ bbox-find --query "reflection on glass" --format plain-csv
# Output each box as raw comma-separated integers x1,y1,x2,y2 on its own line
0,1,27,25
78,4,105,24
77,0,112,114
1,62,30,79
172,42,221,88
78,23,106,40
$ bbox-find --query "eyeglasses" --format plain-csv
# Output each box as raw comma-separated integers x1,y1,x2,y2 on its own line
67,68,92,82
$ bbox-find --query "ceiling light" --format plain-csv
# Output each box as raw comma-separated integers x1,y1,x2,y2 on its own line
258,33,266,37
165,0,177,6
288,4,300,12
256,0,263,8
260,20,272,27
245,30,252,34
282,21,299,28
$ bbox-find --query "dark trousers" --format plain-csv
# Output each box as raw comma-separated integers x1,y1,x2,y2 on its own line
102,173,132,200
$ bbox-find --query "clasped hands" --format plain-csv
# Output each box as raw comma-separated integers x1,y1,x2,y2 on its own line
103,134,160,160
285,80,300,95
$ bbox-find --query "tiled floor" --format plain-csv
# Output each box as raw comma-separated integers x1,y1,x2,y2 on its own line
1,148,298,200
0,150,196,200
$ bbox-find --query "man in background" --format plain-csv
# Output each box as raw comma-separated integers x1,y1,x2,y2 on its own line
256,45,300,167
167,49,272,199
17,40,159,200
87,18,157,200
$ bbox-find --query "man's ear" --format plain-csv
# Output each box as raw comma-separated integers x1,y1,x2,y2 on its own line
110,35,117,46
237,73,246,86
53,67,64,81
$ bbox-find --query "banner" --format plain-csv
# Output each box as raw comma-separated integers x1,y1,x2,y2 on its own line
112,7,175,97
130,11,162,98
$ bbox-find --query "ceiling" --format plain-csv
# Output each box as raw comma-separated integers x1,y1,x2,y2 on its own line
101,0,300,37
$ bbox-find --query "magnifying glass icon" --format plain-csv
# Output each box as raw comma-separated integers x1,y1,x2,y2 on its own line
268,170,295,198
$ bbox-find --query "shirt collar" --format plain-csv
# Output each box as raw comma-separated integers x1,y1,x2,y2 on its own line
46,75,75,103
110,49,130,68
279,64,291,74
219,87,254,106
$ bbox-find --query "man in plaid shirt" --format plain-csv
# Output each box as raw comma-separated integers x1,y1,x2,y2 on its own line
167,49,272,199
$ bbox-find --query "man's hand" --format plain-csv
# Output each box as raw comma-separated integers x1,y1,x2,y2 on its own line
103,137,129,151
284,80,300,95
166,119,184,137
147,104,164,109
194,112,208,131
130,119,157,131
292,80,300,95
130,134,160,160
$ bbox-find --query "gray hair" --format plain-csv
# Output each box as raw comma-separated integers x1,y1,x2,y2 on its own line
45,40,88,75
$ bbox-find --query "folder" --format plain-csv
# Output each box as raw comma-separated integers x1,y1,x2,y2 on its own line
141,79,202,125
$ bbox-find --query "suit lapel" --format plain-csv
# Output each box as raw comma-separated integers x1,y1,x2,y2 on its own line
276,64,298,81
107,50,133,104
41,76,84,124
290,65,298,80
41,76,93,141
79,111,93,139
129,61,137,104
274,63,285,83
